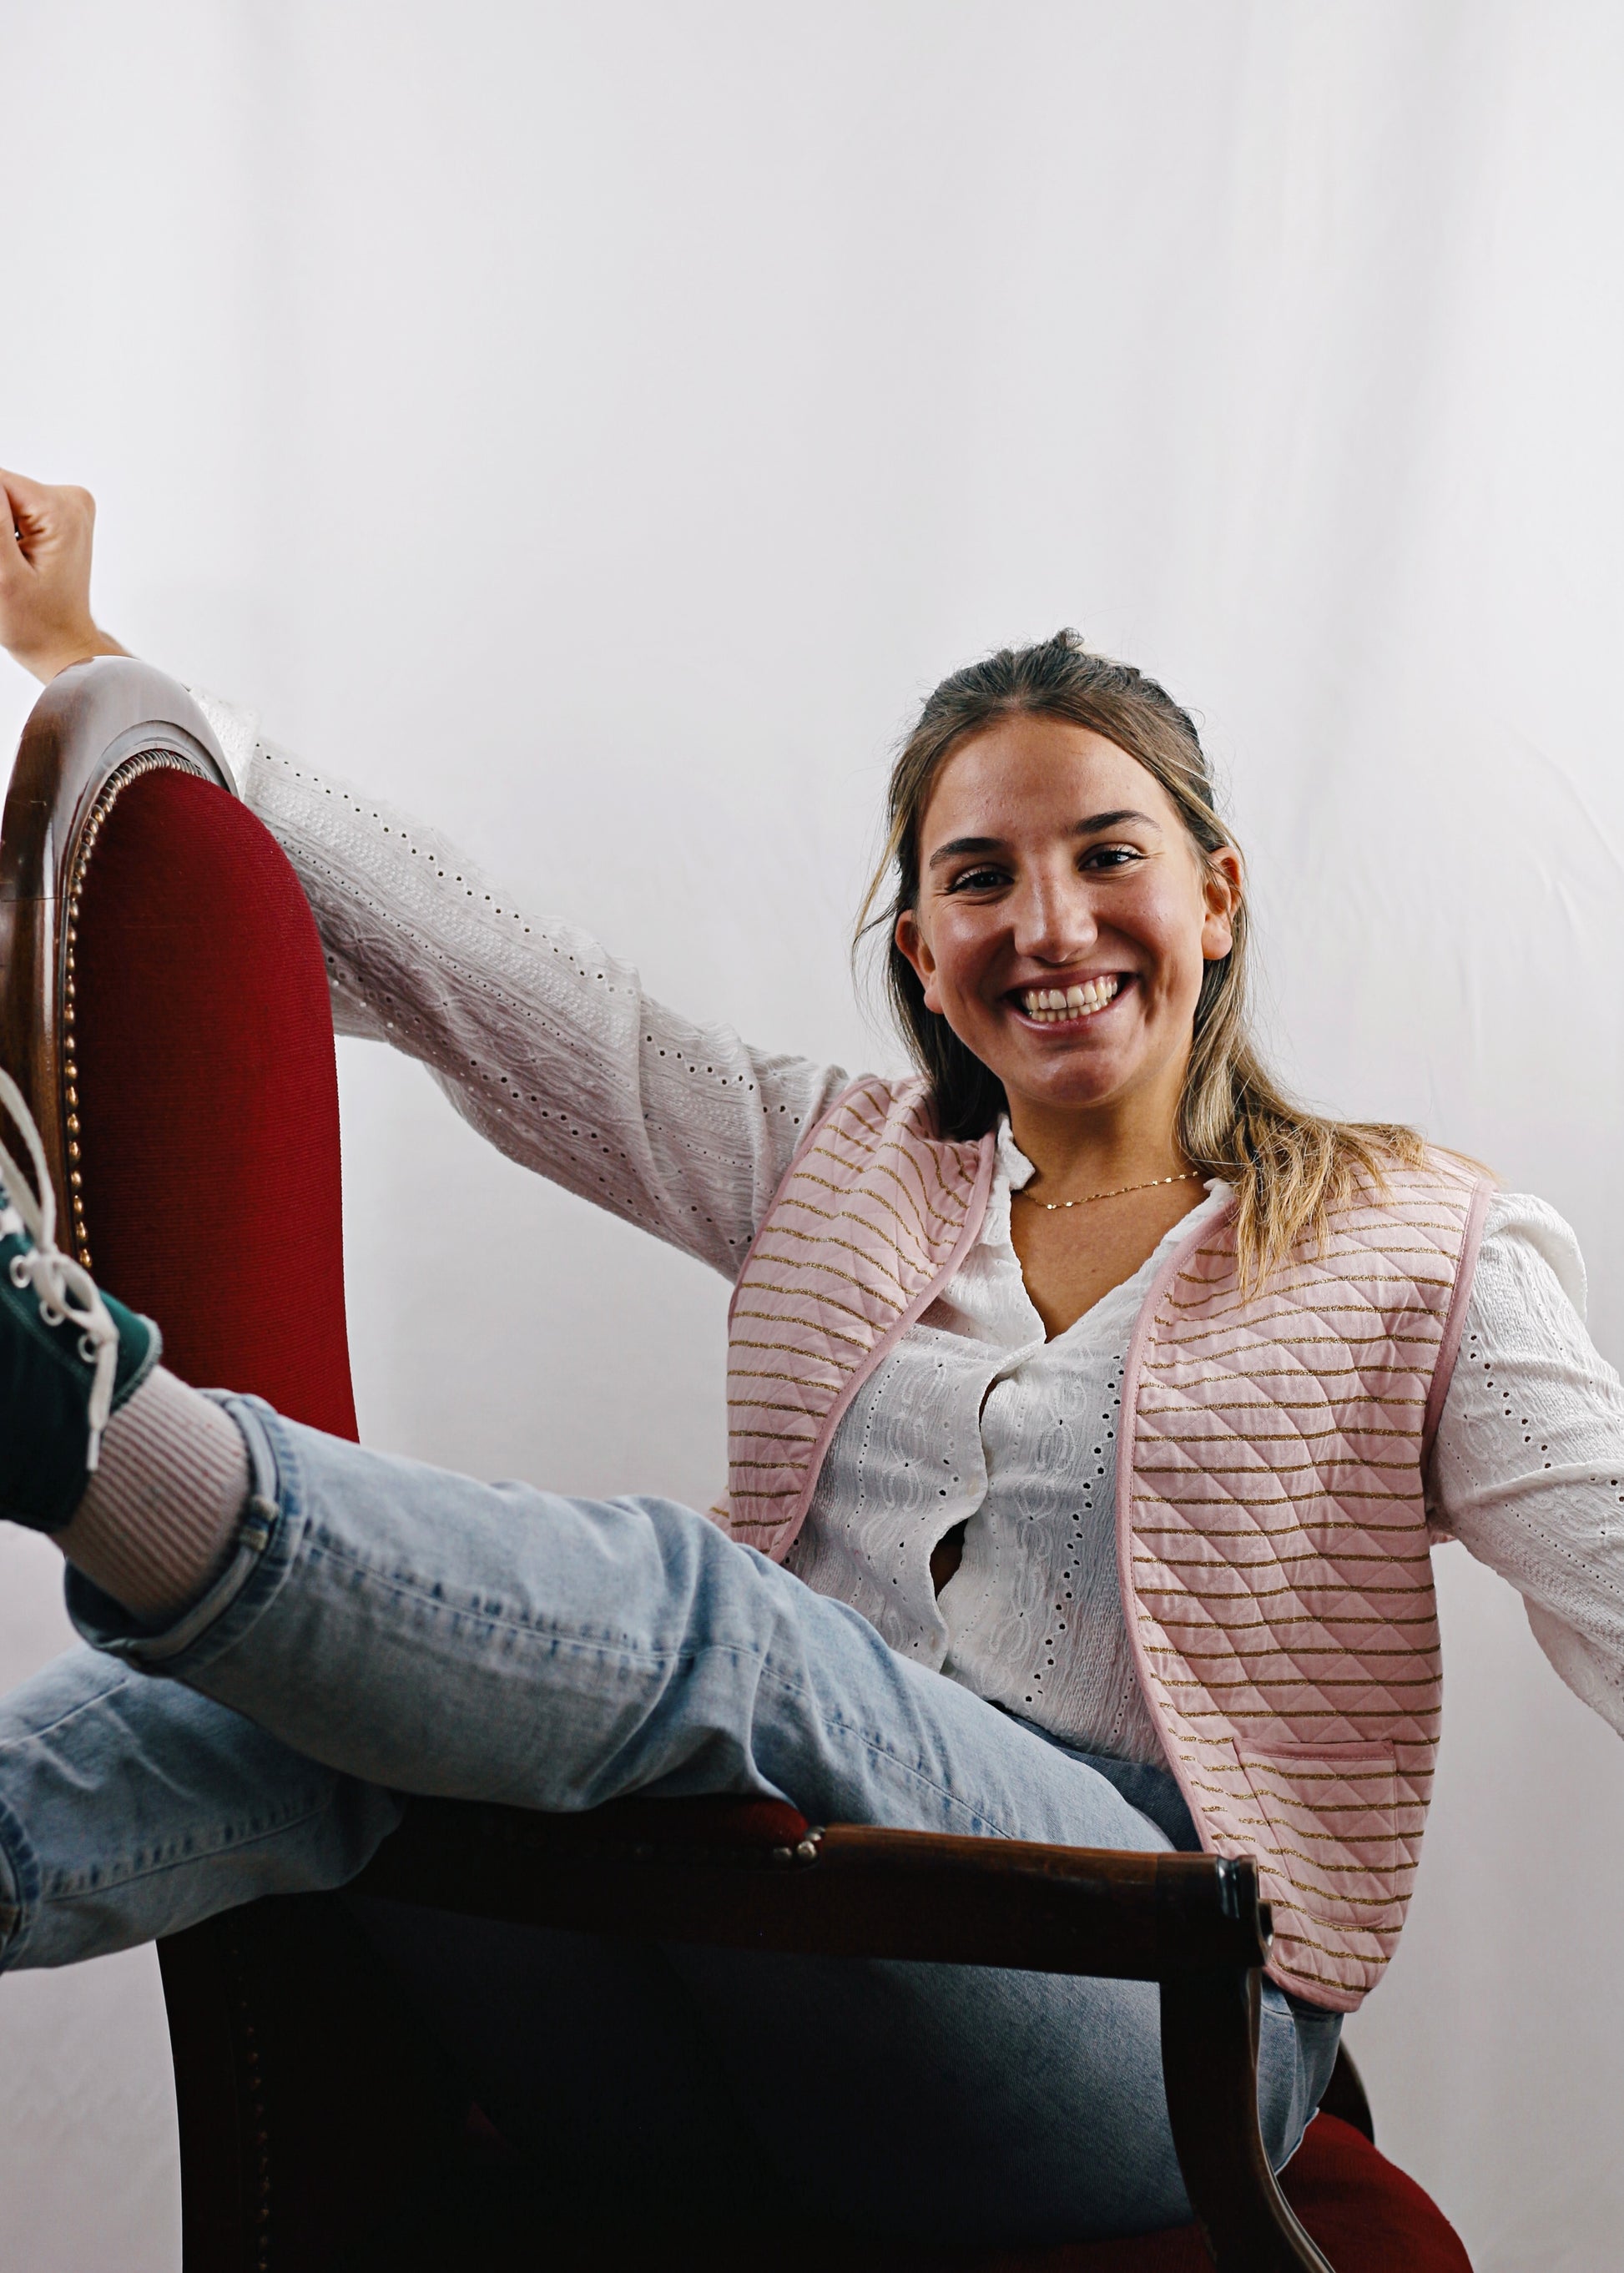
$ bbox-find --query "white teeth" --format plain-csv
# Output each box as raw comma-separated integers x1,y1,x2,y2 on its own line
1019,977,1122,1022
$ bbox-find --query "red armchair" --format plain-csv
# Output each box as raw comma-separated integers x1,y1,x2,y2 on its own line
0,659,1473,2272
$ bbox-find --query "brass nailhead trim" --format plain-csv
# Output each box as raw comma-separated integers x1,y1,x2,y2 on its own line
220,1929,273,2267
62,750,211,1263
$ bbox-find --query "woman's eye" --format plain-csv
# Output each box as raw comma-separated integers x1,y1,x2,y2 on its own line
1081,844,1142,871
946,865,1008,893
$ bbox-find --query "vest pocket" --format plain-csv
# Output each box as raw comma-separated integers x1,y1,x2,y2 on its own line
1233,1736,1400,1905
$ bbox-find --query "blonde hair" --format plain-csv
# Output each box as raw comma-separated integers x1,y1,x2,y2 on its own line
858,630,1425,1290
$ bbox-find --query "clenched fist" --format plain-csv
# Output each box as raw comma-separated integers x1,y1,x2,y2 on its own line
0,470,127,682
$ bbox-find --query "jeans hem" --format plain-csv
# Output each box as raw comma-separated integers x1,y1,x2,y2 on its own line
66,1396,305,1678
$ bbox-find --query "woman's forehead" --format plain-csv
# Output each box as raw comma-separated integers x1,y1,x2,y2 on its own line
921,718,1171,841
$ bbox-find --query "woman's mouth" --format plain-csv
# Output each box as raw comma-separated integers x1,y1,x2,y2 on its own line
1013,975,1124,1026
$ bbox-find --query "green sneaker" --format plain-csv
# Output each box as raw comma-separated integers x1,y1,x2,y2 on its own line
0,1070,159,1532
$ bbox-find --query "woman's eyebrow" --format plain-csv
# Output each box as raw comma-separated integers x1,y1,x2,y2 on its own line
925,811,1160,870
1072,808,1159,834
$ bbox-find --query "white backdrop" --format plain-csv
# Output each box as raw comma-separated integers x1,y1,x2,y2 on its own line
3,4,1623,2266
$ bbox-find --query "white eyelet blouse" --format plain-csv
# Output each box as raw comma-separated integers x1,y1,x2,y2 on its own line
195,691,1624,1762
788,1130,1228,1764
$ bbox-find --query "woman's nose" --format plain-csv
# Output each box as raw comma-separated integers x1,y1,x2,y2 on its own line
1011,874,1097,962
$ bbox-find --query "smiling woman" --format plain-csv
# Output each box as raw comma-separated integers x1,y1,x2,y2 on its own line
865,633,1425,1304
0,483,1621,2251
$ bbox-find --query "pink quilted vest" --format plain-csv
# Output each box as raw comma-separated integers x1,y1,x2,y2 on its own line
719,1075,1490,2010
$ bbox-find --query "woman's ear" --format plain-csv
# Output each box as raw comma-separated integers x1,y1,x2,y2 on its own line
894,908,943,1014
1201,847,1243,963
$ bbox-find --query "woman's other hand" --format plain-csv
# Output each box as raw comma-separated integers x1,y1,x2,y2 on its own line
0,470,128,682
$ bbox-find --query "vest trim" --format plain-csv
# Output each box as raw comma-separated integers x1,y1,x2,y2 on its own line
1114,1197,1240,1941
724,1076,996,1560
1422,1177,1492,1461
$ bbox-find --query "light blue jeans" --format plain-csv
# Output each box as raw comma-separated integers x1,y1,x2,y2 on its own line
0,1397,1339,2245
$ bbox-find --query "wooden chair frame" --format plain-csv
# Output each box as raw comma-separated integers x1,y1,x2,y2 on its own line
0,658,1366,2272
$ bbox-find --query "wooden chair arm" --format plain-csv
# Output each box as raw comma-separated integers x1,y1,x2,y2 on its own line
355,1798,1265,1975
352,1797,1333,2270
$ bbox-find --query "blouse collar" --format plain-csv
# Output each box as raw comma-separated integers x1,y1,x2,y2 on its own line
992,1114,1229,1222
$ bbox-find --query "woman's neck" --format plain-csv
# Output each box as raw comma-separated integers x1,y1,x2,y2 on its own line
1004,1090,1188,1202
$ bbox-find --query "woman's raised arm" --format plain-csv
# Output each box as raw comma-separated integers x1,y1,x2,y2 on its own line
189,693,849,1281
3,470,848,1271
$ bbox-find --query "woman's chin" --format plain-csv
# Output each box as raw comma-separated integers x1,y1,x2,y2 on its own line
994,1059,1135,1119
949,1013,1164,1121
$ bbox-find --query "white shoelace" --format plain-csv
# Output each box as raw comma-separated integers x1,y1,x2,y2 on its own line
0,1068,122,1470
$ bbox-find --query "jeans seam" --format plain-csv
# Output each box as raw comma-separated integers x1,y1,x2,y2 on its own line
0,1651,178,1756
33,1785,363,1904
235,1520,1009,1838
296,1525,683,1650
281,1537,971,1810
0,1782,43,1969
754,1656,1025,1838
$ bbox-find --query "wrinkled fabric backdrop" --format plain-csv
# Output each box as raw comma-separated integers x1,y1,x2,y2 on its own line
3,4,1622,2266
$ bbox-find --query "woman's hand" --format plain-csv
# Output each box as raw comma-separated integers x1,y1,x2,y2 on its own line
0,470,128,682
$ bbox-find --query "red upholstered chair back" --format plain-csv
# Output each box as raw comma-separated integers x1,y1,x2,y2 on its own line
0,659,356,1439
72,767,357,1436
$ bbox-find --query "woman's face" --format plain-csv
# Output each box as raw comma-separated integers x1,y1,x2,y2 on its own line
894,714,1240,1132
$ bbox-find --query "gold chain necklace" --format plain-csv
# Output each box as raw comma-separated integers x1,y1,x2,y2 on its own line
1014,1170,1202,1213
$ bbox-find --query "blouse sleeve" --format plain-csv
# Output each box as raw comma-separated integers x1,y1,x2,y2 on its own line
188,688,850,1281
1428,1189,1624,1737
